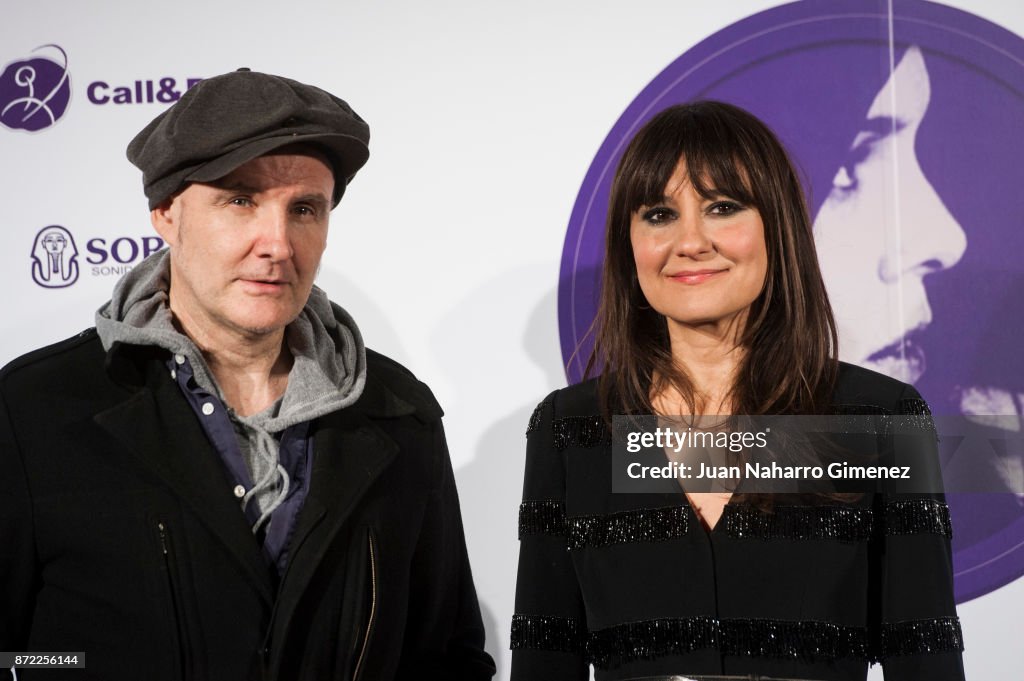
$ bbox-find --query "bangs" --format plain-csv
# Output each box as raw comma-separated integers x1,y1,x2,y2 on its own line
617,106,762,214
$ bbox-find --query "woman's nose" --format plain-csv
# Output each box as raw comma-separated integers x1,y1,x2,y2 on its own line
881,165,966,282
672,211,715,258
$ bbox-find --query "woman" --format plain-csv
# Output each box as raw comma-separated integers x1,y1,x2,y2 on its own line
511,102,964,680
811,43,1023,568
813,45,965,386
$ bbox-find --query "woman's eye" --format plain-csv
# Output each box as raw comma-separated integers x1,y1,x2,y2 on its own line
708,201,743,216
641,207,676,225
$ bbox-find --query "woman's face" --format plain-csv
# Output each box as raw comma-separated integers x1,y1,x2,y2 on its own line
814,46,966,383
630,161,767,337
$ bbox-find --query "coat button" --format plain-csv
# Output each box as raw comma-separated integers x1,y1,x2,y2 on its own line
201,402,215,416
233,485,246,498
174,354,185,365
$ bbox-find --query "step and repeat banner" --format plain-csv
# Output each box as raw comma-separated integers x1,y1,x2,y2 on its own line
2,1,1022,678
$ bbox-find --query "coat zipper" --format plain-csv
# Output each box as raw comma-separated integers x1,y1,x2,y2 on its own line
158,521,190,680
351,531,378,681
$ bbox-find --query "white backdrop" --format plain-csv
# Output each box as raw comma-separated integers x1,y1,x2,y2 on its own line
2,1,1021,678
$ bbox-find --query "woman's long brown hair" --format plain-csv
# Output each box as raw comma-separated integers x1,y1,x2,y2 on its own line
586,101,839,421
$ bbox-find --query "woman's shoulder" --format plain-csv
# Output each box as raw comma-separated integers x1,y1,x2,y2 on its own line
527,378,610,454
834,361,927,414
531,377,602,418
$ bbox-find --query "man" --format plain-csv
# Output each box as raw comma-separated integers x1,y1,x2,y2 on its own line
0,69,495,680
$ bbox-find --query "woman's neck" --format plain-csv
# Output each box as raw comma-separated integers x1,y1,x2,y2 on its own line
655,320,746,416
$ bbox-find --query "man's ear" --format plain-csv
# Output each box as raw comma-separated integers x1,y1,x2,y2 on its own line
150,195,180,246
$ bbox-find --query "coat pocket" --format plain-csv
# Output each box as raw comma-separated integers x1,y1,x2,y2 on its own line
156,520,192,681
351,527,378,681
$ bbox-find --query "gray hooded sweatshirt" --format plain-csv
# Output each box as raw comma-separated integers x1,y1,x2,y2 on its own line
95,250,366,531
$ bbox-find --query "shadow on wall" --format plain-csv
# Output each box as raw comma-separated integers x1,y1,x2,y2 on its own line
430,269,565,677
314,265,408,364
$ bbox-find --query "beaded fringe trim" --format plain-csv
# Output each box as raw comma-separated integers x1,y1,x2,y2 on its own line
895,397,939,440
510,613,585,653
832,398,937,439
541,399,934,445
724,505,874,541
567,506,689,550
880,617,964,659
899,397,933,417
518,499,952,545
526,402,545,435
589,617,869,668
833,398,932,417
552,416,611,451
537,400,938,443
518,500,566,539
884,499,953,538
511,614,963,668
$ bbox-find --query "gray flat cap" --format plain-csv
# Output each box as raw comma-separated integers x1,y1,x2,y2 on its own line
127,68,369,209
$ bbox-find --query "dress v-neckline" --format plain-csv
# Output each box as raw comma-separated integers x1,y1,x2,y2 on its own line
684,492,733,533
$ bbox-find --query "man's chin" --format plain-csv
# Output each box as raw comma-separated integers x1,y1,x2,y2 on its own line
225,312,298,339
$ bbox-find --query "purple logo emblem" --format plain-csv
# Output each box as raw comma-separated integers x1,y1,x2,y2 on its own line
0,44,71,132
31,225,79,288
560,0,1024,602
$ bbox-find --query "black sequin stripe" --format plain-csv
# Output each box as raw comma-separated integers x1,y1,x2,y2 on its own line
510,613,586,654
526,402,545,435
567,506,689,550
587,617,869,669
833,404,893,416
723,505,874,542
895,397,939,440
833,399,935,417
587,616,717,668
832,400,937,438
879,616,964,658
518,500,566,539
898,397,933,416
884,499,953,538
553,415,610,451
719,618,869,661
554,500,947,549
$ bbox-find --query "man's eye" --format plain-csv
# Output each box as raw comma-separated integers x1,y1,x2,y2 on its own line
293,205,316,217
230,197,253,207
641,207,676,225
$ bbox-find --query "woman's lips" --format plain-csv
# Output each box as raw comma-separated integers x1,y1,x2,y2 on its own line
668,269,726,285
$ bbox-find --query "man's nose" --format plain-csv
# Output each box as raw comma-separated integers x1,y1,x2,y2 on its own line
254,208,294,260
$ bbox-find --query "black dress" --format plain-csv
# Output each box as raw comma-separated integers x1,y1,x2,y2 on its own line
510,363,964,681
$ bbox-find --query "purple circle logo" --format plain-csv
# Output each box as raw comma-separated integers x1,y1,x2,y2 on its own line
559,0,1024,602
31,225,79,288
0,44,71,132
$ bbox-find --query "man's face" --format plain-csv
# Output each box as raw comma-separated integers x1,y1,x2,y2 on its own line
152,150,334,342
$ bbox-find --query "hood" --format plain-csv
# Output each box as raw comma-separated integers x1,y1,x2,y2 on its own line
95,249,367,432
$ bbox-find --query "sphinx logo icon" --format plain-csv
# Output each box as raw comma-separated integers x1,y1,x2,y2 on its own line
31,225,79,288
0,44,71,132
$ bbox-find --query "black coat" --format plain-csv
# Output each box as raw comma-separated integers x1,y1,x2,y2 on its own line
0,329,496,681
511,363,965,681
